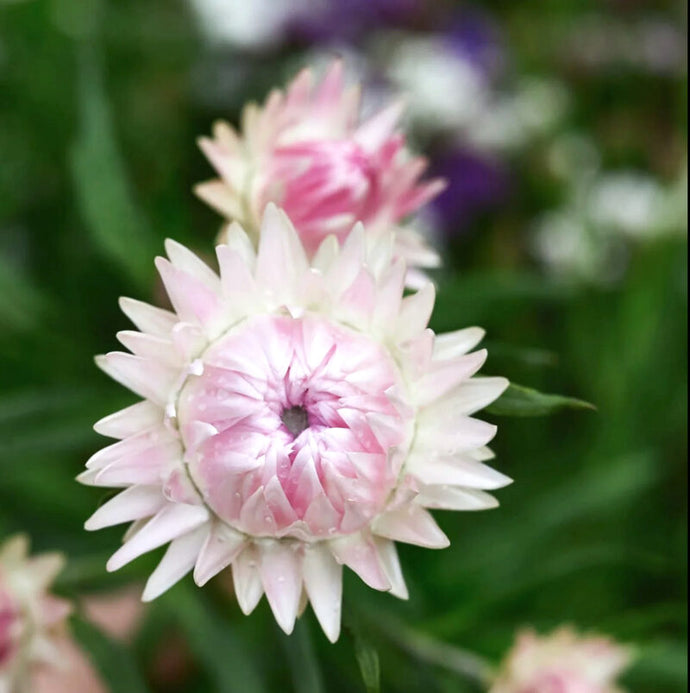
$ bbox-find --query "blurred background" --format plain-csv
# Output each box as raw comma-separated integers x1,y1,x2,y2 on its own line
0,0,686,691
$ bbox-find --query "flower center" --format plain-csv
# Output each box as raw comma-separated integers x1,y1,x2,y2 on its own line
281,405,309,438
177,314,412,540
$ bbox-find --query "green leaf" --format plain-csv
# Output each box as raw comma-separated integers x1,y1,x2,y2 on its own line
0,253,50,332
281,619,325,693
486,382,596,417
431,271,573,331
627,639,688,689
71,616,150,693
70,43,157,291
0,388,104,458
171,583,267,693
354,634,381,693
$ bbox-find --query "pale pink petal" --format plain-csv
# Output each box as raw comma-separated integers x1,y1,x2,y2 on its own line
432,327,486,360
426,377,509,417
395,283,435,343
372,258,406,331
232,547,264,615
116,331,181,367
193,523,246,587
372,538,408,599
118,297,176,337
107,504,209,572
416,487,499,511
373,505,449,549
85,486,166,531
96,353,177,406
93,401,162,439
194,180,243,218
354,99,405,152
406,453,512,490
325,222,366,296
155,258,223,333
311,235,340,273
255,204,309,302
302,545,342,643
330,534,391,591
142,526,210,601
413,350,488,405
219,221,257,268
259,542,302,635
415,416,498,453
164,238,220,289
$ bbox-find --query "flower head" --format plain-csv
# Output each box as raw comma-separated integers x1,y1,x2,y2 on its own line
490,627,633,693
195,61,445,274
80,205,509,642
0,535,71,692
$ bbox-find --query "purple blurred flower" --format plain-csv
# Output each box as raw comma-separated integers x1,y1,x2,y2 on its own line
443,11,505,79
429,148,510,234
286,0,422,44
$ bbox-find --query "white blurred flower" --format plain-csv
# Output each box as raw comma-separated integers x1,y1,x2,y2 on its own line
468,78,569,152
385,34,568,152
385,35,488,132
531,209,628,285
589,172,667,239
533,148,686,283
189,0,303,49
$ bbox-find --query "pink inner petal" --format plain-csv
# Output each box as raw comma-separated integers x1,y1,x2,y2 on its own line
178,314,412,539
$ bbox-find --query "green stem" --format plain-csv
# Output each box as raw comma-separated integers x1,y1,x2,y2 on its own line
359,608,495,686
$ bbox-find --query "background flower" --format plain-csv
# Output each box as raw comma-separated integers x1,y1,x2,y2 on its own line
490,626,633,693
0,535,71,693
196,62,444,271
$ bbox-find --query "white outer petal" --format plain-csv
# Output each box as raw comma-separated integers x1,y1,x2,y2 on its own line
193,523,246,587
432,327,486,360
259,541,302,635
415,486,499,511
164,238,221,288
373,505,449,549
232,546,264,615
303,544,342,643
84,486,166,530
106,504,209,572
142,525,210,601
118,297,176,337
93,401,163,439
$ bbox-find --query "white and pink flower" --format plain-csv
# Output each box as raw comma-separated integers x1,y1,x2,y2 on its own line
490,627,633,693
195,61,445,276
0,535,71,693
80,205,509,642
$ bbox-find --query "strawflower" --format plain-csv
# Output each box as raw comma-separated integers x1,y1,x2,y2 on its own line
195,61,445,279
80,205,510,641
0,535,71,693
490,626,633,693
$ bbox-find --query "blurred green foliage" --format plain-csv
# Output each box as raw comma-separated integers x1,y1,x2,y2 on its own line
0,1,686,691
